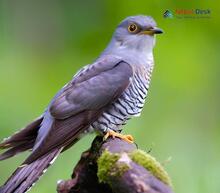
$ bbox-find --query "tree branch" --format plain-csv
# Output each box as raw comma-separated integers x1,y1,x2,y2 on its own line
57,136,174,193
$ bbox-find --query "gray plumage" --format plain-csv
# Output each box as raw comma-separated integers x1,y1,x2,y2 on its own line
92,65,153,133
0,15,162,193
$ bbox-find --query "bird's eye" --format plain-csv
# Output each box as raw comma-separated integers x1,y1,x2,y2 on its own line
128,24,138,33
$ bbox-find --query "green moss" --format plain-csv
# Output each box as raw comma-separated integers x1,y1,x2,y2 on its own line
113,162,130,177
129,150,172,186
97,150,130,184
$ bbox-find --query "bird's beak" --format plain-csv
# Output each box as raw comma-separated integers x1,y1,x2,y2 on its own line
141,27,163,35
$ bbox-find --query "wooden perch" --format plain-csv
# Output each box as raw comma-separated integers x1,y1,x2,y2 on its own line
56,136,174,193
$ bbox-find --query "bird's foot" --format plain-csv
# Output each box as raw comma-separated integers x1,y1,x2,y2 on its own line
104,130,134,143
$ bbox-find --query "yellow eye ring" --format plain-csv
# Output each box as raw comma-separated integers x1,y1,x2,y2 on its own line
128,24,138,33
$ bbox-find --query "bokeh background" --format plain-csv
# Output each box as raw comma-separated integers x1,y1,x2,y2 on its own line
0,1,219,193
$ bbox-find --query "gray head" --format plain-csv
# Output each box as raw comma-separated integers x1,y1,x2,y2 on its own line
103,15,163,57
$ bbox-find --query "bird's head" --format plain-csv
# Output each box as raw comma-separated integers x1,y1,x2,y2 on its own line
104,15,163,56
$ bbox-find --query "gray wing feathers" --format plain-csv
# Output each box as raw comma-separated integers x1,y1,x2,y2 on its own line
49,56,133,119
72,55,122,83
0,56,134,193
25,56,133,163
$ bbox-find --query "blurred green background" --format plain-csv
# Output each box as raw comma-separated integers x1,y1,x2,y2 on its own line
0,0,219,193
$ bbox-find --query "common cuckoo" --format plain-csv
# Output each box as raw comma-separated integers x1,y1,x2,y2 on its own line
0,15,163,193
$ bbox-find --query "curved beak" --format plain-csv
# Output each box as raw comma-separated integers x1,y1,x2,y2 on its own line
141,27,163,35
150,27,163,34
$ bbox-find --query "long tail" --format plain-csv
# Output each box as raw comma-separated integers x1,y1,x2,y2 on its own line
0,117,43,160
0,148,62,193
0,112,92,192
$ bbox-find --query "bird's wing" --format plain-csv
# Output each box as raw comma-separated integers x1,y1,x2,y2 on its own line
49,56,133,119
24,56,133,164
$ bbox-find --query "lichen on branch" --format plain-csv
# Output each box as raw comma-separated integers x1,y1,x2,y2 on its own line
129,150,172,186
57,136,174,193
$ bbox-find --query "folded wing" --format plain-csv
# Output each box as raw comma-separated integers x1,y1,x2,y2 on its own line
25,56,133,164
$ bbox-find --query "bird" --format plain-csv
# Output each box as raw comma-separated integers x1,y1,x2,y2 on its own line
0,15,163,193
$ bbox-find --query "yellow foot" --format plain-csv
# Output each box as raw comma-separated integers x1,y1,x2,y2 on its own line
104,130,134,143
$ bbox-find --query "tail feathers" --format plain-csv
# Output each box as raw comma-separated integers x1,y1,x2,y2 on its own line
0,116,43,149
0,148,62,193
0,117,43,160
0,140,34,161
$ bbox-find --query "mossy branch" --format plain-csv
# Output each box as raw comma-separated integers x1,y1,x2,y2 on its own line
56,136,174,193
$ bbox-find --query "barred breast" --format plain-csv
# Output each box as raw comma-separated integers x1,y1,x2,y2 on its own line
91,66,153,133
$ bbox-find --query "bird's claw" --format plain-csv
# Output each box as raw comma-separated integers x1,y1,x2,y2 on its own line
104,130,134,143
